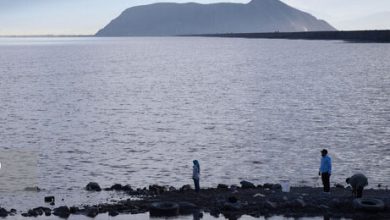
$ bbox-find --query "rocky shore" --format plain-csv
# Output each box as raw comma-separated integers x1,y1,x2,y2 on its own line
0,182,389,219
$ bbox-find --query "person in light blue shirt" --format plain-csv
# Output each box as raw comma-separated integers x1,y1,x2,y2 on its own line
319,149,332,193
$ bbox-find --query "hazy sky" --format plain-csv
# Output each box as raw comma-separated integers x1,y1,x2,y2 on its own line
0,0,389,35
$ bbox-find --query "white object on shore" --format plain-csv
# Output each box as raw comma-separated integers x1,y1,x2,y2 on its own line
280,180,290,192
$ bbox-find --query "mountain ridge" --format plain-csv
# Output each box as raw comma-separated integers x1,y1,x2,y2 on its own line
96,0,336,36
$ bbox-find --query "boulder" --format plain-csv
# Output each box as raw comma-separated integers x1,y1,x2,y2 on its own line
217,184,229,189
180,184,192,191
335,183,345,188
222,202,242,211
53,206,70,218
272,184,282,191
227,196,238,203
109,210,119,216
86,182,101,191
240,181,256,189
0,208,8,217
263,183,274,189
122,184,133,191
265,201,278,209
44,196,55,203
86,207,99,218
110,184,123,191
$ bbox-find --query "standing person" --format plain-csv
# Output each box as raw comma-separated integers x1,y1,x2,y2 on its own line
346,173,368,198
192,160,200,193
319,149,332,194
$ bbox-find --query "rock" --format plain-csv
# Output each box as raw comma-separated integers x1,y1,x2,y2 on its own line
69,206,79,214
265,201,278,209
217,184,229,189
227,196,238,203
335,183,344,188
272,184,282,191
111,183,123,190
0,208,8,217
86,207,99,218
319,205,330,211
122,184,133,191
240,180,256,189
53,206,70,218
109,210,119,216
222,202,242,211
44,196,55,203
27,209,38,217
50,201,55,206
256,184,263,188
263,183,274,189
86,182,101,191
180,184,192,191
149,185,166,194
293,199,306,208
168,186,176,192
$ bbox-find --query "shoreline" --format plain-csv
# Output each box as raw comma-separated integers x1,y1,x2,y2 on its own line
1,182,389,219
186,30,390,43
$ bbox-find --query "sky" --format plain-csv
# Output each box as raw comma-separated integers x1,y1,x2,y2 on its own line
0,0,389,35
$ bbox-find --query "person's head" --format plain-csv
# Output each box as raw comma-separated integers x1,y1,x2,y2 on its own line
193,160,199,166
346,178,350,184
321,149,328,157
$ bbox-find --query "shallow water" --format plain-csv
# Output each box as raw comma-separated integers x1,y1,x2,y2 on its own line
0,37,389,210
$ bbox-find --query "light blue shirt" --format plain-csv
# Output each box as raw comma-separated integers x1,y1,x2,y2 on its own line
320,155,332,174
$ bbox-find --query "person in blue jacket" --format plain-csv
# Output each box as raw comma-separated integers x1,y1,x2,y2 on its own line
319,149,332,193
192,160,200,193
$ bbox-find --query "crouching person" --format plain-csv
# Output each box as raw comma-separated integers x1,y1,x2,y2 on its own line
346,173,368,198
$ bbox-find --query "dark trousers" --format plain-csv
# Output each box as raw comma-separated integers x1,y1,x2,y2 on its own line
321,172,330,192
353,186,364,198
193,178,200,193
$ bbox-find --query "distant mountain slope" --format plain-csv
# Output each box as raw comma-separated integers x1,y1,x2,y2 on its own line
96,0,336,36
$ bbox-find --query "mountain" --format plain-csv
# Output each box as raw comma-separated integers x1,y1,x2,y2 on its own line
336,12,390,31
96,0,336,36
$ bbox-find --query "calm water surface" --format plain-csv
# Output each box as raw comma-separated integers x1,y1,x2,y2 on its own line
0,37,389,212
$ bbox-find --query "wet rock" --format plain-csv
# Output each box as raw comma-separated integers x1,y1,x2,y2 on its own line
263,183,274,189
222,202,242,211
53,206,70,218
27,209,39,217
69,206,80,214
168,186,176,192
256,184,263,188
111,183,123,191
240,180,256,189
265,201,278,209
180,184,192,191
0,208,8,217
45,196,55,203
217,184,229,189
86,207,99,218
149,184,166,194
335,183,345,189
253,193,266,198
228,196,238,203
50,201,55,206
292,199,306,208
122,184,133,192
272,184,282,191
109,210,119,216
86,182,101,191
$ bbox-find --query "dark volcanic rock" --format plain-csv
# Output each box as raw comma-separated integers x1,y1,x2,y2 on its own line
44,196,55,203
178,202,198,215
180,184,192,191
86,182,101,191
86,207,99,218
0,208,8,217
240,180,256,189
96,0,335,36
110,183,123,191
217,184,229,189
53,206,70,218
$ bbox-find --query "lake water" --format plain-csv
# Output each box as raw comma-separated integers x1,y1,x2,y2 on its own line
0,37,389,212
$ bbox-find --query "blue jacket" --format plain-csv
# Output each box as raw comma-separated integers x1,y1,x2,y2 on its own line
320,155,332,174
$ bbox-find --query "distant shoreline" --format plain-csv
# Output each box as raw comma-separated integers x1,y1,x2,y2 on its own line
186,30,390,43
1,30,389,43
